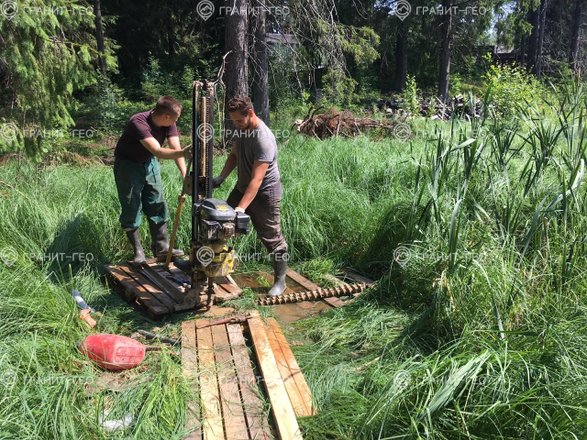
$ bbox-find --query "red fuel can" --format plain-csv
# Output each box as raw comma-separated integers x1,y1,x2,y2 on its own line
80,334,146,371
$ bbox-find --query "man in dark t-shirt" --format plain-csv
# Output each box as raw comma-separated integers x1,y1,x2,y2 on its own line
113,95,189,263
213,96,289,297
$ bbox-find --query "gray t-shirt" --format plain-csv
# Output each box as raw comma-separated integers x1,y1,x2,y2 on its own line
234,120,281,195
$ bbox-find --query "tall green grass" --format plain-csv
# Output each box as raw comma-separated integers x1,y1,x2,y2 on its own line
0,80,586,438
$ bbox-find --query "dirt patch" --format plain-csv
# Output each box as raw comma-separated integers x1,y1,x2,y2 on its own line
85,370,145,393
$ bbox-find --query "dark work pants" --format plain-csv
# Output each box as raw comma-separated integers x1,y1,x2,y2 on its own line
226,186,288,254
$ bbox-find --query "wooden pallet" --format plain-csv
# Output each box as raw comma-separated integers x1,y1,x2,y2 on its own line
182,313,313,440
105,259,242,319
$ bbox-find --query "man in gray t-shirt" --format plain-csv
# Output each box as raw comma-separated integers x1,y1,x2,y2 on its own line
213,96,289,297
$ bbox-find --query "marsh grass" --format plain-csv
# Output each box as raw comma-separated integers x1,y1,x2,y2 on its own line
1,80,587,438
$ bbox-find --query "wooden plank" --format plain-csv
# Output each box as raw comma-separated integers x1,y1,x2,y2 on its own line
285,269,320,291
106,266,169,315
266,319,314,417
181,321,203,440
321,297,345,308
247,315,303,440
166,263,192,283
119,266,179,312
216,284,239,297
220,275,242,295
264,321,307,417
322,274,346,287
152,262,191,285
286,269,345,308
227,324,274,440
105,267,133,301
212,275,243,303
143,263,186,302
196,323,225,440
211,325,249,440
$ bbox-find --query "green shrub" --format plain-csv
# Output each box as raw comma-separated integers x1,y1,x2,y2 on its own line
72,76,146,134
481,60,543,117
400,74,420,115
141,58,195,102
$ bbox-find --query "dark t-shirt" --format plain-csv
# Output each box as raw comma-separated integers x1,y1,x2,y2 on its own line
115,111,179,162
234,120,281,195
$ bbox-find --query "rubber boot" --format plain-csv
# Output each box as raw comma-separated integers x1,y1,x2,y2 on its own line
125,228,146,264
173,258,191,274
149,221,184,262
268,251,288,297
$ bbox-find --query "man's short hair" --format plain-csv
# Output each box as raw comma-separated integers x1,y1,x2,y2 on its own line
153,96,182,116
227,96,254,115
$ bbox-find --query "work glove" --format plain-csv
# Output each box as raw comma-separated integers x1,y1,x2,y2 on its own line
235,207,245,214
212,176,225,188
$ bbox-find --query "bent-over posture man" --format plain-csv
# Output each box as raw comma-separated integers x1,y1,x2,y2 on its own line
213,96,289,297
114,95,188,263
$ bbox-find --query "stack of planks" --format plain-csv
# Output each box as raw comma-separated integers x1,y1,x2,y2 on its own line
181,312,314,439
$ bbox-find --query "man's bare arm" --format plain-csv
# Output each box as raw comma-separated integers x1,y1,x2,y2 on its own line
237,160,269,211
218,141,237,181
167,135,187,178
140,137,187,160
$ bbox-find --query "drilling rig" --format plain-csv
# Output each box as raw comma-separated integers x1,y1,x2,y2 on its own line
183,80,250,309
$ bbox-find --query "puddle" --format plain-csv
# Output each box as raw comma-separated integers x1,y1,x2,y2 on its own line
271,301,332,324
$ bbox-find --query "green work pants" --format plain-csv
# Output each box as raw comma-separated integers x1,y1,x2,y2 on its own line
113,157,169,230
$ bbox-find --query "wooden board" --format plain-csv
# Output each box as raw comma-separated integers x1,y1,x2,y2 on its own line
340,268,375,285
233,269,346,310
226,324,274,440
197,322,225,439
181,321,203,440
213,274,243,303
120,265,179,312
247,314,303,440
284,269,320,291
285,269,346,308
211,324,249,440
264,318,314,417
288,269,374,308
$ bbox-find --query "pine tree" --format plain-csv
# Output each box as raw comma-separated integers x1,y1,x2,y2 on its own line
0,1,115,155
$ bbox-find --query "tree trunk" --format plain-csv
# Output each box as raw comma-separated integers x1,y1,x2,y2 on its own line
394,21,408,91
438,0,452,101
527,7,539,71
534,0,548,77
519,35,527,66
252,0,269,125
167,10,175,57
225,0,249,109
93,0,106,73
569,0,583,74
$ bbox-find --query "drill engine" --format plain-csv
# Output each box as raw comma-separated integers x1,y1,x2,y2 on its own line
194,198,249,278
